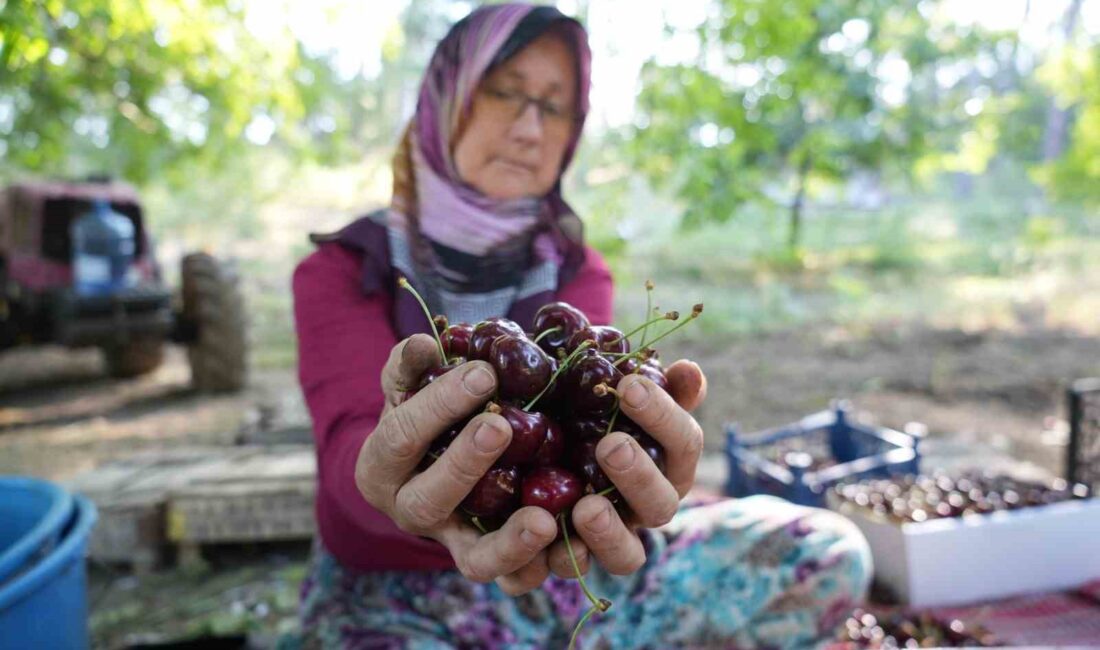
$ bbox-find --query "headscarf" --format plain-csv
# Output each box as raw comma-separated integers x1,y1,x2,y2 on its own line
386,4,591,313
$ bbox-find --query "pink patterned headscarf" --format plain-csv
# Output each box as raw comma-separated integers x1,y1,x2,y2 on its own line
388,4,591,295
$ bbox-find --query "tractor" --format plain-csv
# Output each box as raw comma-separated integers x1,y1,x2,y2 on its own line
0,177,247,392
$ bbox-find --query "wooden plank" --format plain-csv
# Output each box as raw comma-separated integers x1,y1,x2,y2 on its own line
65,444,317,567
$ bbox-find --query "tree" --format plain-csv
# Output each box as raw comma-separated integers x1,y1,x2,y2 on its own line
0,0,364,185
1036,43,1100,206
629,0,975,248
1041,0,1084,162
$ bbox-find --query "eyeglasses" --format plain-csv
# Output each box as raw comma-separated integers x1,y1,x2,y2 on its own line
476,85,576,138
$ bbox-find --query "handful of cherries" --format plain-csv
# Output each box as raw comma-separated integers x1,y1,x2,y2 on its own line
400,278,701,646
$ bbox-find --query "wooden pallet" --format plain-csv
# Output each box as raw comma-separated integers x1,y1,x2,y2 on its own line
66,445,316,572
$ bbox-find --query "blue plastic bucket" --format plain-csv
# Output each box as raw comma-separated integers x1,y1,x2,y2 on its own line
0,495,97,650
0,476,74,585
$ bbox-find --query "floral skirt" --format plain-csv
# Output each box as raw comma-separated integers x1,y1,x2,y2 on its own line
279,495,871,650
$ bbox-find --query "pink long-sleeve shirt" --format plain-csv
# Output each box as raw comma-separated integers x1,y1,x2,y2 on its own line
293,240,613,572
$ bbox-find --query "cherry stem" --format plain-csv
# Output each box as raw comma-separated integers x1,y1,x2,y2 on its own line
470,515,487,535
611,311,677,351
605,404,620,436
559,513,608,613
613,304,703,368
523,340,594,411
592,383,620,399
639,280,655,348
533,326,562,344
398,277,447,362
568,604,601,650
595,485,618,498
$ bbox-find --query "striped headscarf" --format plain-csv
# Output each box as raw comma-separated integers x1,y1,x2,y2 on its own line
387,4,590,315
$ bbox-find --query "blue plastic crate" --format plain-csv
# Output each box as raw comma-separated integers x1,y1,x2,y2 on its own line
724,400,921,506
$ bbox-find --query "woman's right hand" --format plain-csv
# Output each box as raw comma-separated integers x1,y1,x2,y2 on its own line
354,334,560,596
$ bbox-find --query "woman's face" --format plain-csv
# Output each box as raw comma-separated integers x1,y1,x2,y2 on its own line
454,32,578,201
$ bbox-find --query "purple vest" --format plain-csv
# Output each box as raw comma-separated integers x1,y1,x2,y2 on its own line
312,214,577,336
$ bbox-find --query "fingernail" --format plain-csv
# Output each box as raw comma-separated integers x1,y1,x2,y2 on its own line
399,338,414,363
520,524,551,548
604,439,635,471
462,365,495,396
586,508,611,534
473,422,508,453
623,379,650,409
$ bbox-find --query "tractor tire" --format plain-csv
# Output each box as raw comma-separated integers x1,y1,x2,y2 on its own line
181,252,248,392
104,340,164,378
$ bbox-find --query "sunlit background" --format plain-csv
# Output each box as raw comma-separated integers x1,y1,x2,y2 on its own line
3,1,1100,643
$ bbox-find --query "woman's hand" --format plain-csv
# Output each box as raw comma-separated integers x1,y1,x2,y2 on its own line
545,361,708,579
354,334,559,596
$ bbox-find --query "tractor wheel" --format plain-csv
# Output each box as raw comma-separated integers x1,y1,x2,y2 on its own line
181,252,247,392
103,339,164,378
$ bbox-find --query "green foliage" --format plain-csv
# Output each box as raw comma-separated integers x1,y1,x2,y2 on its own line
0,0,370,184
630,0,988,242
1036,44,1100,206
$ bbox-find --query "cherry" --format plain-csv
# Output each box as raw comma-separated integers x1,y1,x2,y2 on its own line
489,335,553,403
631,432,667,474
570,438,612,493
618,357,642,375
532,418,565,466
469,318,525,362
462,465,520,518
496,405,550,465
441,323,474,360
533,302,590,359
636,359,669,394
567,325,630,355
431,422,463,456
417,420,466,471
565,350,624,416
521,466,583,516
564,416,613,442
417,361,463,390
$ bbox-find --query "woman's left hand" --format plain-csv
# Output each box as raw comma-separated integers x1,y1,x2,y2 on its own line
545,360,708,579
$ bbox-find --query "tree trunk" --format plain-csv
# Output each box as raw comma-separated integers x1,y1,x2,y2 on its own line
1042,0,1083,162
788,156,812,250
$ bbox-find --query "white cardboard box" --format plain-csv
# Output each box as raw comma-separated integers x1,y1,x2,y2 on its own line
831,496,1100,607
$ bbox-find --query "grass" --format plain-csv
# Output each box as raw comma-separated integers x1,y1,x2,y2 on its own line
90,555,307,647
608,195,1100,343
190,164,1098,371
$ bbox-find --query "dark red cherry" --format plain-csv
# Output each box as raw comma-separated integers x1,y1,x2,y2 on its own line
532,418,565,466
522,466,583,516
570,438,613,493
618,357,642,375
533,302,590,359
564,416,612,442
489,335,553,403
413,360,463,392
441,323,474,360
469,318,526,362
613,415,645,437
497,405,550,465
418,420,466,471
637,358,669,393
566,351,624,416
631,432,666,474
462,465,520,518
567,325,630,355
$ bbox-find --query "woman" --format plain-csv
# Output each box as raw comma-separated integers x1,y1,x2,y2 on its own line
289,4,870,648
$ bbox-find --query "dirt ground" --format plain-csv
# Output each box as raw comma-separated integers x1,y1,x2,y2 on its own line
2,323,1097,647
4,324,1096,483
